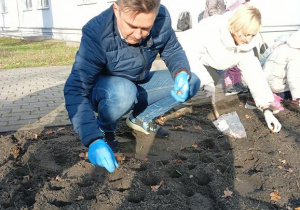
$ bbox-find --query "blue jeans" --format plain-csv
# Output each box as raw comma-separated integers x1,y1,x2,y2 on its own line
91,70,200,132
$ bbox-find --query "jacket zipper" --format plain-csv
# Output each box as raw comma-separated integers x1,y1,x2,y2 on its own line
139,46,147,80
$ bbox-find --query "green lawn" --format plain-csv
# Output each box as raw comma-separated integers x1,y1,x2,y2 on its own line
0,37,78,69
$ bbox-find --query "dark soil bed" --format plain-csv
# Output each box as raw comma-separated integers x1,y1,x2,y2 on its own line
1,97,300,210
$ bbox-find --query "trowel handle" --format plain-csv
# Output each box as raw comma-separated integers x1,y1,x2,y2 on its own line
209,96,220,119
212,103,220,119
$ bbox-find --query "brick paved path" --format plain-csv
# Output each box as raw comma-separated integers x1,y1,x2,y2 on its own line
0,66,71,133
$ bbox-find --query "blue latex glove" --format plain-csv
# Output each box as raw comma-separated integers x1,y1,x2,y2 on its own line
171,71,189,102
88,139,119,173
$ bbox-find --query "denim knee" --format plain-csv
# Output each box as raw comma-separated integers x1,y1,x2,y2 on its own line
107,79,136,108
113,83,137,111
92,77,138,115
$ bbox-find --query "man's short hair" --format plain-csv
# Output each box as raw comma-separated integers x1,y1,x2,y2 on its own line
117,0,161,15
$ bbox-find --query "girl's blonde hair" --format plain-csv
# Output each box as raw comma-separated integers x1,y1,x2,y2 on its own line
228,4,261,36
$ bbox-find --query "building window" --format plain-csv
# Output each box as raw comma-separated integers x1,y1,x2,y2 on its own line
1,0,7,14
77,0,97,6
24,0,32,10
38,0,49,9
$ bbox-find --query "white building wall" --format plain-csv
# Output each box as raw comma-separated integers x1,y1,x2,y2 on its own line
13,0,114,41
0,0,19,30
0,0,300,44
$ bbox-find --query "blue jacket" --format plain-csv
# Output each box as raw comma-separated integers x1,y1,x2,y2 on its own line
64,4,191,147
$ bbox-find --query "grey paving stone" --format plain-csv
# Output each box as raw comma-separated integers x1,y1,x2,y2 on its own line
0,116,20,122
0,121,8,126
0,126,22,133
7,119,39,126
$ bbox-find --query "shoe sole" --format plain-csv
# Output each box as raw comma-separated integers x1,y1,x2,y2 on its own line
225,92,239,96
271,107,280,114
126,117,150,135
182,101,193,105
244,103,257,110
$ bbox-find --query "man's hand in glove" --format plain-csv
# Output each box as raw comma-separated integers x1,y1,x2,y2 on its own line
204,82,216,104
264,109,282,133
171,71,189,102
88,139,119,173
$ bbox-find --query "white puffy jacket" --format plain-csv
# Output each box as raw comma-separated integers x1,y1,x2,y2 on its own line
263,30,300,100
178,12,274,107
